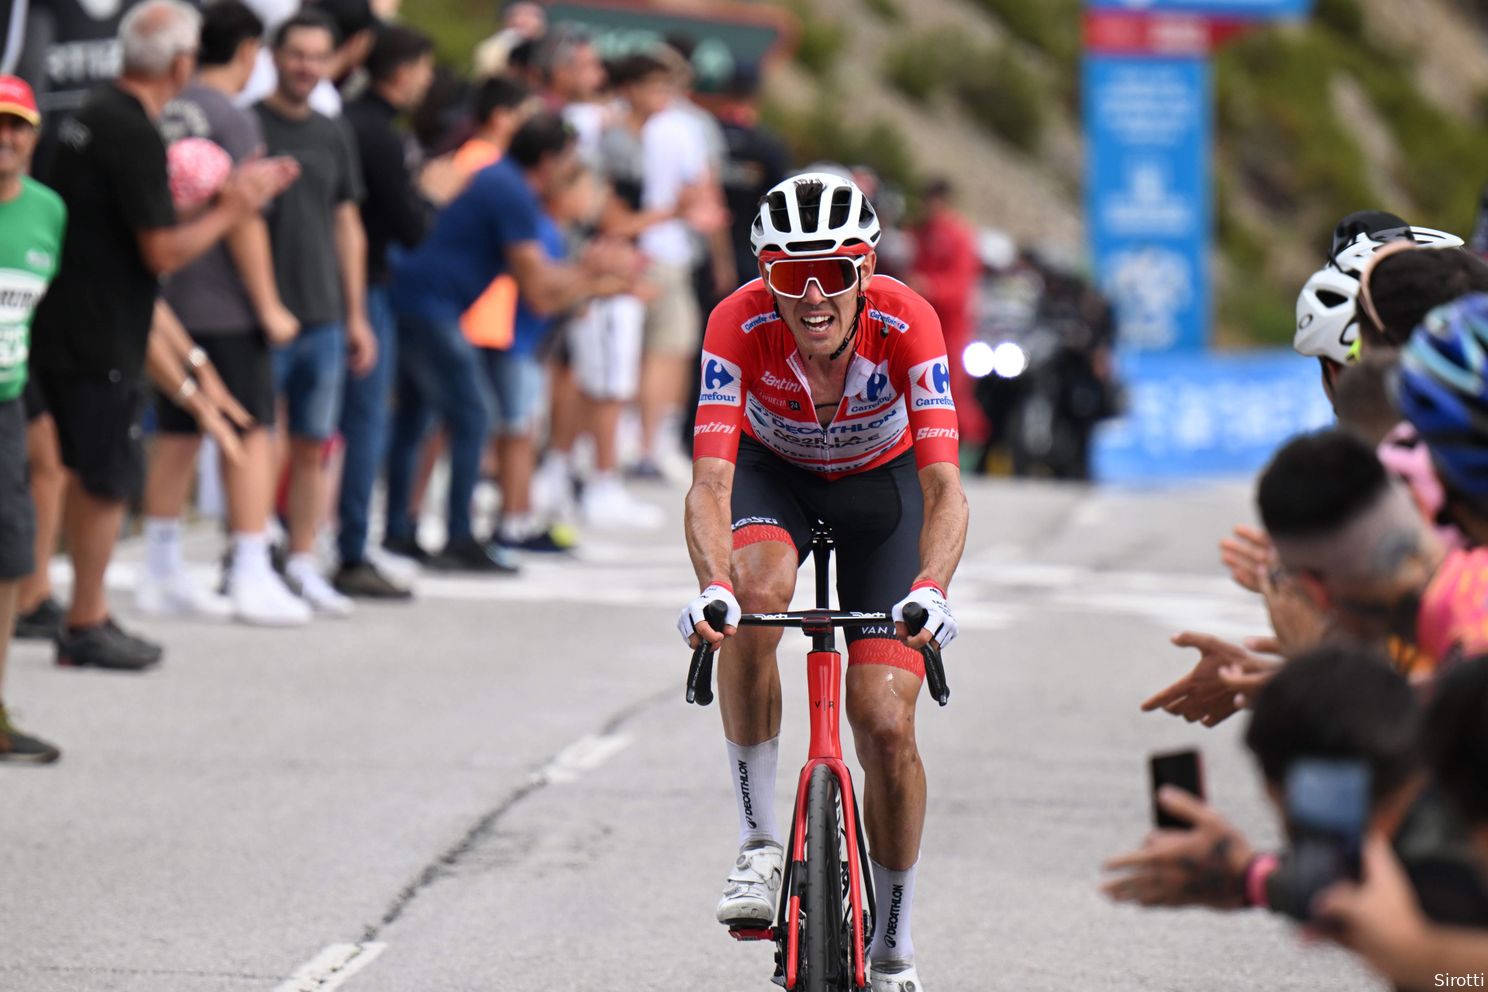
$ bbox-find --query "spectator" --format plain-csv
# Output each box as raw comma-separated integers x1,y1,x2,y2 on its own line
629,50,714,482
254,9,375,617
1103,644,1437,930
139,0,311,626
336,23,435,599
0,74,64,759
715,64,789,287
536,26,606,153
472,1,546,80
29,0,293,670
910,178,987,447
1358,246,1488,351
1314,655,1488,987
385,112,640,569
487,159,600,552
240,0,376,116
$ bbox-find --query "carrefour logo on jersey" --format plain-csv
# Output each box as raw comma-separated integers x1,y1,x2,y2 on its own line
845,361,897,416
869,309,910,334
909,357,955,410
699,353,743,406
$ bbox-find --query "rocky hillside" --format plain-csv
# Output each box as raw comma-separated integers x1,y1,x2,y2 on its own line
407,0,1488,347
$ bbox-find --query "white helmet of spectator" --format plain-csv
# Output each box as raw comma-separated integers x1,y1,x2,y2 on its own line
1295,225,1466,364
750,171,881,260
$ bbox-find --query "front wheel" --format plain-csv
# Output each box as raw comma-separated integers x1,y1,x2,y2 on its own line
800,764,850,991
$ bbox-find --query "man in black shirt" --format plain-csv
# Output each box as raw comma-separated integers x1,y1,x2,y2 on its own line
254,10,374,618
336,24,434,600
29,0,294,670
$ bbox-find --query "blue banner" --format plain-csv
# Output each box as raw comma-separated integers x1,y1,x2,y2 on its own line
1087,0,1312,16
1093,349,1335,482
1086,54,1211,352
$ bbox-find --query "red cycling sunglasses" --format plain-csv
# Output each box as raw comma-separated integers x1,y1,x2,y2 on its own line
764,256,866,299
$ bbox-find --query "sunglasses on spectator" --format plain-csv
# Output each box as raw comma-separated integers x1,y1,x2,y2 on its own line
765,256,865,299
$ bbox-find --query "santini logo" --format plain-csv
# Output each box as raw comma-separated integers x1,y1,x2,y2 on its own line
915,427,959,441
758,370,802,393
699,354,743,406
694,422,736,436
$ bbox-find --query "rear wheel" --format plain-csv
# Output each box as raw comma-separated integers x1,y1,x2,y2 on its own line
800,764,849,991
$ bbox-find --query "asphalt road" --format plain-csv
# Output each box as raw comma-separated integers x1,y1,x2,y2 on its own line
0,478,1384,992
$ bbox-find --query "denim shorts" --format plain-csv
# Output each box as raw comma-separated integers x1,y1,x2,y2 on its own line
478,348,542,436
272,322,345,441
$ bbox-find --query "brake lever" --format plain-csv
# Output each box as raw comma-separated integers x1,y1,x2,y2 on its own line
685,600,729,706
902,603,950,707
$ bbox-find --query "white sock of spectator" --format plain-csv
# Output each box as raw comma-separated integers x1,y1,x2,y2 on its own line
230,532,273,582
144,517,183,580
285,553,320,582
499,513,537,544
868,859,917,964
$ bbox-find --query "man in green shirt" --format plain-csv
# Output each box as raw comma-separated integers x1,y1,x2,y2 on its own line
0,74,63,763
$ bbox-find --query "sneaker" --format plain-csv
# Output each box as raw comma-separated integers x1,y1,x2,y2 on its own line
333,560,413,600
285,563,355,618
382,534,433,566
430,537,520,574
582,480,665,531
228,568,313,626
136,569,234,621
498,525,578,554
14,597,64,641
56,618,162,671
532,459,578,521
0,704,60,764
367,543,422,586
716,839,785,926
870,960,923,992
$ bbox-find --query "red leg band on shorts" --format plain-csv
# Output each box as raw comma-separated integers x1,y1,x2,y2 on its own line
848,637,924,679
733,524,796,552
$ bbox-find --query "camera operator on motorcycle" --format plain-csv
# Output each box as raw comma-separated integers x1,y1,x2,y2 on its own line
678,171,970,992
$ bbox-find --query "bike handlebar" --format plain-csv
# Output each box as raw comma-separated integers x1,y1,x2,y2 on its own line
685,601,950,708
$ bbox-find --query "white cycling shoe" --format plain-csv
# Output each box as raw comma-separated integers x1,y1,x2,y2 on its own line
870,959,924,992
715,839,784,926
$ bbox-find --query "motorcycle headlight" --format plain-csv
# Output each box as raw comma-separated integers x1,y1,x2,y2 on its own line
962,341,996,378
992,342,1028,378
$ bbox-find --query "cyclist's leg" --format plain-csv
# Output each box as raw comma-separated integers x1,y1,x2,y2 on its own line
821,454,926,964
714,442,812,925
720,440,813,837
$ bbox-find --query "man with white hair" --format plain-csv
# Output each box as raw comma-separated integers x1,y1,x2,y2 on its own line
29,0,295,670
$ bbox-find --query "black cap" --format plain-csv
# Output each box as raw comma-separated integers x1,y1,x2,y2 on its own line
1331,210,1409,255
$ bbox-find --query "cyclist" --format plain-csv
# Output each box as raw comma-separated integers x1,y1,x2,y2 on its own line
678,171,969,992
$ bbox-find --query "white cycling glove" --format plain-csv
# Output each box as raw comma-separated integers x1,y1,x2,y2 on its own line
892,582,957,649
678,582,742,647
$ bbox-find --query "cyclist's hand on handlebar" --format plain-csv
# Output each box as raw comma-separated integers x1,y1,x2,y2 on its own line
678,583,741,649
893,582,956,650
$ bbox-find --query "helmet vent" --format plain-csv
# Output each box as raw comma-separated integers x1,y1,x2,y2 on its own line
828,187,853,229
786,239,837,254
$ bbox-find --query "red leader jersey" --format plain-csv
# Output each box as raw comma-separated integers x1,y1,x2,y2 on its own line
692,275,961,479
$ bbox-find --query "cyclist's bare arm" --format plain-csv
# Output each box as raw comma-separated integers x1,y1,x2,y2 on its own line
909,462,969,648
685,456,738,644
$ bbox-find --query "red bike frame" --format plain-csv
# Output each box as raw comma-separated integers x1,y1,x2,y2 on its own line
782,641,869,989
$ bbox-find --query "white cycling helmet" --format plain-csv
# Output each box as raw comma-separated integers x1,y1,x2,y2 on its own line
1295,264,1362,365
750,171,881,259
1294,225,1466,364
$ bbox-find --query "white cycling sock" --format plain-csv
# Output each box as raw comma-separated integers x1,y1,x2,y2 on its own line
726,737,779,846
869,859,917,964
144,518,182,580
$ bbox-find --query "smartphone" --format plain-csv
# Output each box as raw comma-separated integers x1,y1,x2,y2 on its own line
1280,758,1370,922
1149,749,1204,829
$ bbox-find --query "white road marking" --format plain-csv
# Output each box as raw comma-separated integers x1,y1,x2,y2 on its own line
533,732,633,785
274,942,386,992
